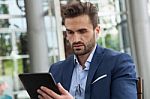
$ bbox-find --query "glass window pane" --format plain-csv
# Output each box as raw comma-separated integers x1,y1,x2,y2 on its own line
0,33,12,56
9,18,27,30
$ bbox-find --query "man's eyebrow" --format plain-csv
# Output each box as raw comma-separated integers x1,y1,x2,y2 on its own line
66,28,87,32
77,28,87,31
76,28,87,32
66,29,72,31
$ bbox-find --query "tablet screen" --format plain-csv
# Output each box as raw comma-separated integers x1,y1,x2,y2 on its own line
19,73,61,99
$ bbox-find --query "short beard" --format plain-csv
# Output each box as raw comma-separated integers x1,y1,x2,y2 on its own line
73,35,96,56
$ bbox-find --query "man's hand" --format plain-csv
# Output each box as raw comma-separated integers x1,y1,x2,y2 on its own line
37,83,74,99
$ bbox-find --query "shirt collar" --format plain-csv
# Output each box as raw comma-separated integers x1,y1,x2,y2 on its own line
74,44,97,69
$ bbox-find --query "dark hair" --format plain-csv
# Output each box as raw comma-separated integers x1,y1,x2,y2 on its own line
62,1,98,29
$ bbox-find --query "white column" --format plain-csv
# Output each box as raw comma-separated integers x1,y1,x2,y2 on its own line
53,0,65,60
127,0,150,98
24,0,49,73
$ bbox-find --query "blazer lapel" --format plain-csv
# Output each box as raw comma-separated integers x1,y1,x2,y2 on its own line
85,46,105,99
62,55,75,91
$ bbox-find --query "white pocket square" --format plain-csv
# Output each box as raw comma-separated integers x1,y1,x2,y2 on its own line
92,74,107,84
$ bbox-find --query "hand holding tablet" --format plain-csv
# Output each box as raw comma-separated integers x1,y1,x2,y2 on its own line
18,73,61,99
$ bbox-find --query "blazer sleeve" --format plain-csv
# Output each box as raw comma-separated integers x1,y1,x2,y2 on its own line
111,53,137,99
48,61,64,83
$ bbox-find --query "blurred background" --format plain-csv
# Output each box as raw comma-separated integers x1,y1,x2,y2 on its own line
0,0,150,98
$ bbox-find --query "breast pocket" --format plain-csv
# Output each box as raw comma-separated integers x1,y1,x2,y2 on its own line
90,74,111,99
91,74,107,84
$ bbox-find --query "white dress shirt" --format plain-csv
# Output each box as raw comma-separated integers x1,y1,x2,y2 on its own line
69,45,97,99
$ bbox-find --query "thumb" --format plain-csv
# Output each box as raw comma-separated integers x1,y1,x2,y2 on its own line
57,83,69,95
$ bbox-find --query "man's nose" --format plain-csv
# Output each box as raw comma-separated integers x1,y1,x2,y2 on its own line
73,33,81,42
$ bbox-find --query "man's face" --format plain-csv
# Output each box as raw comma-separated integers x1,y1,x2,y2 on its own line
65,15,99,56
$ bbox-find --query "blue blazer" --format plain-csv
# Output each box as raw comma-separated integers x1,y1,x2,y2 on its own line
49,45,137,99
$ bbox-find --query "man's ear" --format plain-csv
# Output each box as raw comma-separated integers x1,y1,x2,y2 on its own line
95,25,101,37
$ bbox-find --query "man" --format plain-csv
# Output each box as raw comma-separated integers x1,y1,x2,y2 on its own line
37,1,137,99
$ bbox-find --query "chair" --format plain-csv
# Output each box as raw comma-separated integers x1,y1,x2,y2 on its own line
137,77,143,99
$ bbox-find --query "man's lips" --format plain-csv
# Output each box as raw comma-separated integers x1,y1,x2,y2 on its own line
73,44,84,47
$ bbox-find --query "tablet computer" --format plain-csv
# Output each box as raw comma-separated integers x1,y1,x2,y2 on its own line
18,73,61,99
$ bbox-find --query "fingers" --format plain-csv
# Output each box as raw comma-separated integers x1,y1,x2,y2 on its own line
37,88,51,99
57,83,69,95
37,84,74,99
57,83,74,99
38,95,54,99
37,86,60,99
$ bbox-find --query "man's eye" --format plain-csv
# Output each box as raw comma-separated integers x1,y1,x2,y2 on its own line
79,30,87,33
66,30,74,34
